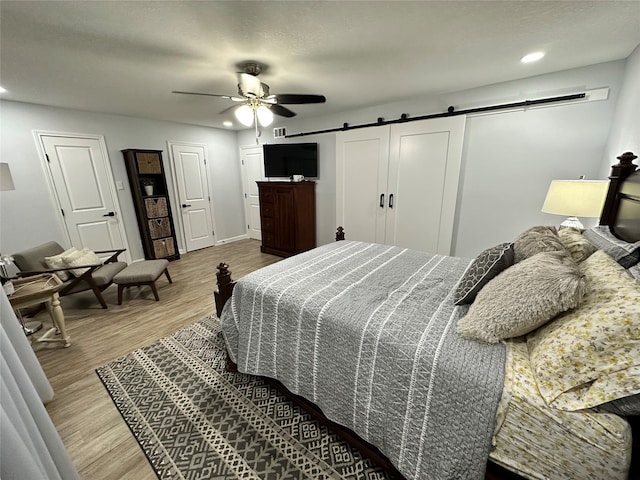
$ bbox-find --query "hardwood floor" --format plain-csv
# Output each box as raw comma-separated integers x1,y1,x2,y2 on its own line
32,239,280,480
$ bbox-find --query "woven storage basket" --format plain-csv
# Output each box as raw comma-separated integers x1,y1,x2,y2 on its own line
144,197,168,218
136,153,161,174
148,218,171,239
153,237,175,258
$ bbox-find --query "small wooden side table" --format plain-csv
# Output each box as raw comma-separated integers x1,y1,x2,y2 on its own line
8,274,71,348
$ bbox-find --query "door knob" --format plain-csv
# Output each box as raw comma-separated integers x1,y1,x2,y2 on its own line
182,204,192,208
103,211,115,217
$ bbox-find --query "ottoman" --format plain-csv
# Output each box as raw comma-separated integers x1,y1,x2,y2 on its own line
113,259,172,304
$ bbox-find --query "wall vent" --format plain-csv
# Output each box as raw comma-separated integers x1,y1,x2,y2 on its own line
273,127,287,139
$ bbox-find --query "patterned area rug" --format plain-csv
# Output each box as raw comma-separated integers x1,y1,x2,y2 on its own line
96,316,394,480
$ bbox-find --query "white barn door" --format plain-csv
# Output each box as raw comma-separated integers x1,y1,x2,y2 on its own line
386,117,466,254
336,126,390,244
336,117,465,254
169,143,215,252
38,133,129,261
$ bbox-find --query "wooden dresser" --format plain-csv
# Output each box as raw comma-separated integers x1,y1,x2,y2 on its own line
257,181,316,257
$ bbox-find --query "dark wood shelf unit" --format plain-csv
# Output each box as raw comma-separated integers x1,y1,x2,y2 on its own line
122,149,180,261
257,181,316,257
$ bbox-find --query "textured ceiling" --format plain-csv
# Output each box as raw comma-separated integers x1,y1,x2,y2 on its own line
1,1,639,130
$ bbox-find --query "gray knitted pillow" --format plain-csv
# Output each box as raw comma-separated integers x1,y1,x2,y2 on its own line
454,243,514,305
583,226,640,268
457,251,586,344
513,225,566,263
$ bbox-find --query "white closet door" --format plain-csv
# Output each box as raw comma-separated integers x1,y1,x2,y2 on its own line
336,126,390,243
386,117,466,254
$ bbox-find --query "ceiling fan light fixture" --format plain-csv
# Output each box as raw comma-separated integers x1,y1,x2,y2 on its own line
235,104,254,126
257,105,274,127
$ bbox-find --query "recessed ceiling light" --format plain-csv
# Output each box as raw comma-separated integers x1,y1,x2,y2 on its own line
0,86,7,94
521,52,545,63
223,121,233,127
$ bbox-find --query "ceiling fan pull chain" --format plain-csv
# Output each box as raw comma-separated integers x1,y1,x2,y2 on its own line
254,109,259,145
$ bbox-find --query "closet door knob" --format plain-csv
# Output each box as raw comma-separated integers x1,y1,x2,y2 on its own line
388,194,394,208
182,204,192,208
379,194,385,208
102,211,115,217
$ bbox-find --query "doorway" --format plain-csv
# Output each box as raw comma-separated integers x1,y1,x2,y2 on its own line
168,142,216,252
35,132,130,262
240,145,265,240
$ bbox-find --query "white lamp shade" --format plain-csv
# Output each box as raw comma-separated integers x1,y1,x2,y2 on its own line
541,180,609,218
234,104,254,126
0,163,15,191
256,105,274,127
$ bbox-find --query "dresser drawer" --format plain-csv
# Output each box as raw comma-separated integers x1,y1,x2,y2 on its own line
261,203,274,218
261,217,274,233
260,189,274,204
262,231,275,247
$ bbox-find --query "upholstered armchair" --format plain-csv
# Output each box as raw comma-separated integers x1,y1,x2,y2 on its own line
12,241,127,309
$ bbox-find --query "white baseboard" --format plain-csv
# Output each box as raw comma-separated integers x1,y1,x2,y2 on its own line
215,234,249,246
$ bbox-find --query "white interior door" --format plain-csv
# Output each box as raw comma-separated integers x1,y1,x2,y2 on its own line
240,145,264,240
336,126,390,243
387,117,466,254
39,134,129,261
169,143,215,252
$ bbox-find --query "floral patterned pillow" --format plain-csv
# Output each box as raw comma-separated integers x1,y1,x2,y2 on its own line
527,250,640,411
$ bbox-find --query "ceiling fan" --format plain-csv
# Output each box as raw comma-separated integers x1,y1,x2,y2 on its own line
172,61,326,130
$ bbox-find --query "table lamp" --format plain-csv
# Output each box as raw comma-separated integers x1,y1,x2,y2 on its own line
541,178,609,230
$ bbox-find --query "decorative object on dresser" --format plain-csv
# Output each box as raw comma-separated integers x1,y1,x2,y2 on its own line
257,181,316,257
122,149,180,261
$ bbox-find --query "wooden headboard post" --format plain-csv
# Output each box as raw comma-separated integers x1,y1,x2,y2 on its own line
599,151,638,226
214,262,235,318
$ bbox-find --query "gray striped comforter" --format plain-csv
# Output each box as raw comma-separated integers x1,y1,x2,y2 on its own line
221,241,506,480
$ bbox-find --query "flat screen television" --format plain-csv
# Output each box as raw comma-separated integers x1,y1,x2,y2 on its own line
263,143,318,178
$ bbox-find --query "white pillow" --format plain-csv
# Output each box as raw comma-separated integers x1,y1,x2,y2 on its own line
62,248,102,277
44,247,77,281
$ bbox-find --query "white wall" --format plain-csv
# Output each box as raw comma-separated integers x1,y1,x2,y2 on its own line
1,59,633,261
603,43,640,174
241,61,626,257
0,101,246,260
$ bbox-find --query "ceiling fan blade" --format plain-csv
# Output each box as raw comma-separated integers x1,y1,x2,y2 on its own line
172,90,240,100
274,94,326,104
218,104,239,115
271,104,297,118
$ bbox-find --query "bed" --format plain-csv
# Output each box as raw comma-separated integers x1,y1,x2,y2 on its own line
217,151,640,480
